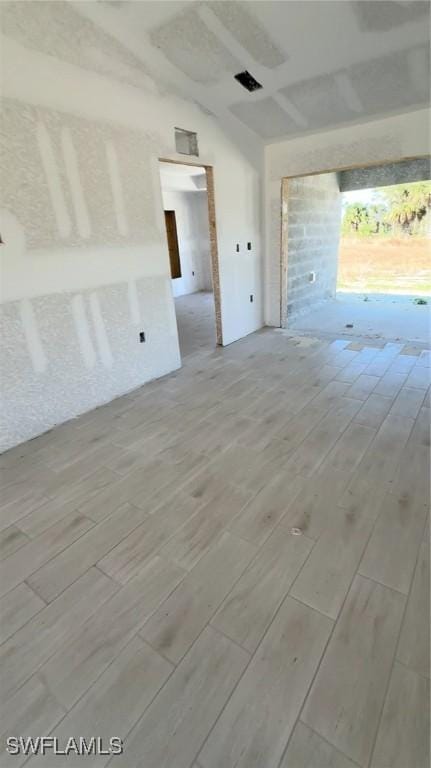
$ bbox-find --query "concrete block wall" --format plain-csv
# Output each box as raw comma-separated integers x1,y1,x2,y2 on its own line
264,109,430,327
286,172,341,320
339,157,430,191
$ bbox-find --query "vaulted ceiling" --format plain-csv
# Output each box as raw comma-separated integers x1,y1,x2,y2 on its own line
82,0,430,144
5,1,430,145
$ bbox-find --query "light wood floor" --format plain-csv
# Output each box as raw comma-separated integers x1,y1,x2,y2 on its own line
0,328,429,767
175,291,216,357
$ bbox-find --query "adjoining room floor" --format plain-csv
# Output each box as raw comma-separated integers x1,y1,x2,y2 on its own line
175,290,216,357
290,292,430,345
0,329,429,767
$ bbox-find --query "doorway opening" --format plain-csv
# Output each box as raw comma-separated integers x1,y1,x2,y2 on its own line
280,158,431,344
159,160,222,358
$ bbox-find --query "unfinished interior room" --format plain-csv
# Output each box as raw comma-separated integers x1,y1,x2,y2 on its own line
0,2,429,767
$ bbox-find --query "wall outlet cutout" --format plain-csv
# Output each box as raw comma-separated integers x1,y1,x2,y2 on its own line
247,242,252,250
236,244,240,252
192,270,195,276
250,294,254,303
309,271,316,283
139,331,146,343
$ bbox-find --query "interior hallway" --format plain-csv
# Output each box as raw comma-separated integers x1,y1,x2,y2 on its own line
175,291,216,357
0,328,429,768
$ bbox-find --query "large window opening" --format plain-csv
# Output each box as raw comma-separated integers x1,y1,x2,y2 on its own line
280,160,431,344
338,181,431,297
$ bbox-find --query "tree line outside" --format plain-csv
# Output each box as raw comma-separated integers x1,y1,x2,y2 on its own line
341,181,431,237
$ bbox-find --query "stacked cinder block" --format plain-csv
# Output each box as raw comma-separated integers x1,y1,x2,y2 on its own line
286,173,341,319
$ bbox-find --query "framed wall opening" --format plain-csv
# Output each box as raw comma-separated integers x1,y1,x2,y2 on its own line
280,155,431,344
159,159,223,357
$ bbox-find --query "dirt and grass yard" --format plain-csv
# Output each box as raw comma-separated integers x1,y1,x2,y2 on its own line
337,237,430,295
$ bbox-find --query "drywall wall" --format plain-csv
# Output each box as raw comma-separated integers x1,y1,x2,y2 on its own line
265,108,430,326
285,173,341,322
161,181,212,298
0,1,263,451
339,156,430,191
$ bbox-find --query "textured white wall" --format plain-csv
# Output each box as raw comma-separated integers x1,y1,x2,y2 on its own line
264,108,430,326
161,187,212,297
0,3,263,450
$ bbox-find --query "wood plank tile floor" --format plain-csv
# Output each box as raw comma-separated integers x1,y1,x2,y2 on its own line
0,329,429,767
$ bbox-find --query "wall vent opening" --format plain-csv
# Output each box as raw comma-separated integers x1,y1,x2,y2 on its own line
234,71,263,92
175,127,199,156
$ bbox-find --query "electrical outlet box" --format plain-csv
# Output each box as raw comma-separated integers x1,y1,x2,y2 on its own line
250,294,254,303
309,271,316,283
247,242,252,250
236,244,240,252
139,331,146,343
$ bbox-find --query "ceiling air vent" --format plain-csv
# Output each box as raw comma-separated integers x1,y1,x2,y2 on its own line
234,71,263,92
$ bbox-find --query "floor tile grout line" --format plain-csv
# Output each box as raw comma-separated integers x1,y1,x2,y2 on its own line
293,721,363,768
366,519,426,768
0,566,122,704
20,561,197,763
138,527,264,665
205,623,253,658
0,514,100,603
2,328,428,768
194,547,342,768
104,621,252,767
21,632,178,768
395,657,430,682
278,490,395,768
6,501,159,604
0,582,49,648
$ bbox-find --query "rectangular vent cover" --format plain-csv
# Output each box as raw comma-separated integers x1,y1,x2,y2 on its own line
175,127,199,156
234,71,263,92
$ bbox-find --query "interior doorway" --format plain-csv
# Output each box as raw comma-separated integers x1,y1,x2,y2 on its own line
159,160,222,357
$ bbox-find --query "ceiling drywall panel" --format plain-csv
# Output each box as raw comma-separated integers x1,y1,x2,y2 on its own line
230,97,298,140
150,5,242,84
208,1,287,68
1,1,153,92
352,0,429,32
11,0,431,145
279,74,357,132
348,45,430,113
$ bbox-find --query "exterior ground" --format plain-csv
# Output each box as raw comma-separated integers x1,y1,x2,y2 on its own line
290,292,430,345
337,237,430,295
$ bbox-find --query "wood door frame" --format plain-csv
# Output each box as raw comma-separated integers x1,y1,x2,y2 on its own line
159,158,223,346
279,153,431,328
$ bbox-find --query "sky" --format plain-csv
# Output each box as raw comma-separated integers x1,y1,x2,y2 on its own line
342,188,385,207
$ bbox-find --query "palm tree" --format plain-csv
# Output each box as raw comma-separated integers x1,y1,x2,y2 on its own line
343,203,368,233
381,182,431,234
